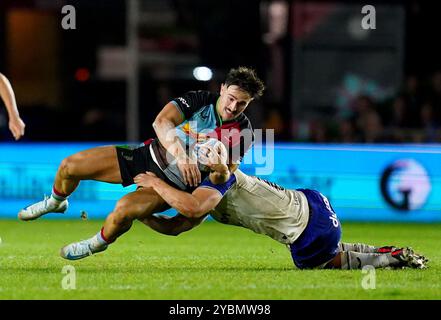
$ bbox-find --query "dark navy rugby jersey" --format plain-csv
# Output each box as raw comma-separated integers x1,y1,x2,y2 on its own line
151,90,254,169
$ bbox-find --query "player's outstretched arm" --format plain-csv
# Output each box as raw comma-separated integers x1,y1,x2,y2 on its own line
140,213,207,236
134,172,222,218
0,73,25,140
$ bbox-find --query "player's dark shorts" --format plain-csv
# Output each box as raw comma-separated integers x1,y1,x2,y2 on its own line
115,140,179,189
289,189,342,269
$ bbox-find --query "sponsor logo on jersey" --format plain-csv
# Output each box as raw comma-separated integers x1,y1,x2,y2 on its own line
176,97,190,109
181,122,210,141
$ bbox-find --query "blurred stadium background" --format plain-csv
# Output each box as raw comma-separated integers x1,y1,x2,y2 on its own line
1,0,441,143
1,0,441,301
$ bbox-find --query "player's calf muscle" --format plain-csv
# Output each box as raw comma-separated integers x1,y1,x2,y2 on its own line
108,210,132,226
114,191,166,220
113,200,144,221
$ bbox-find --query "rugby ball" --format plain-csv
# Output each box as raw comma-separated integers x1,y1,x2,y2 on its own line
192,138,226,171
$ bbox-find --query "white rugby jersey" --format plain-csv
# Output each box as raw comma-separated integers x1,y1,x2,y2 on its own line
205,170,310,245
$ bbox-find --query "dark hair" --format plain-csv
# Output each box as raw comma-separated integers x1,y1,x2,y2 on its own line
224,67,265,99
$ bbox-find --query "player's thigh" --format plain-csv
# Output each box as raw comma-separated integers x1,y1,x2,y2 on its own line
62,145,122,182
115,187,168,220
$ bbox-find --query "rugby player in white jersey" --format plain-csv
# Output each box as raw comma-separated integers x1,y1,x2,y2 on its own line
139,144,428,270
0,73,25,140
61,139,428,269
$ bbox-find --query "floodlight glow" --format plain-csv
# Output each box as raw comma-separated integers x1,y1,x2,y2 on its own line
193,66,213,81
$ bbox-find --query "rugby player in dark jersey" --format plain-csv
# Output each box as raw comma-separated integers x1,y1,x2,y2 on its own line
18,67,265,258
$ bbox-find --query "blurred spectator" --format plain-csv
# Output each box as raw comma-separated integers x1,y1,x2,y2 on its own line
402,75,422,128
390,95,409,128
262,0,289,104
264,108,289,141
362,109,384,143
427,70,441,126
77,106,124,142
337,118,358,143
308,119,328,143
350,95,384,142
419,102,440,142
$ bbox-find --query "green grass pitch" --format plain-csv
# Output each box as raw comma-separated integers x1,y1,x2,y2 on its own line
0,219,440,299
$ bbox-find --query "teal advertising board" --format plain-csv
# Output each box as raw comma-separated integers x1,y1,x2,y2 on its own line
1,143,440,221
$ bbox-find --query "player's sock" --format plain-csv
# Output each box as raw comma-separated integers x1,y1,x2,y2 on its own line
338,242,378,253
94,227,113,247
375,245,397,253
84,229,110,254
339,251,402,269
48,186,68,206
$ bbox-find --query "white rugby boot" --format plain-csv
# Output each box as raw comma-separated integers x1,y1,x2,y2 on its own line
18,196,68,221
60,235,108,260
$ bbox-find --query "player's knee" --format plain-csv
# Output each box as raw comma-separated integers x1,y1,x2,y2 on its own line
59,156,79,179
